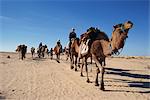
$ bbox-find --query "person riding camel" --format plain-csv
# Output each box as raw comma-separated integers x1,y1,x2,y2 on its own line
57,40,61,46
68,28,77,52
69,28,77,42
39,42,42,49
57,40,62,53
50,48,53,59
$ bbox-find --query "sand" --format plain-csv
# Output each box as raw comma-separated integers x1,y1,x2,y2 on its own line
0,52,150,100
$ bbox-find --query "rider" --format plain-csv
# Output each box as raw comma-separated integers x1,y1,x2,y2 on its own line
50,48,53,59
57,39,62,53
69,28,77,48
39,42,42,49
57,40,61,46
69,28,76,42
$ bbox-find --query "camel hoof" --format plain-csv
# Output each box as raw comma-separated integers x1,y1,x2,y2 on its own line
80,73,84,77
57,60,60,63
78,64,80,68
97,69,100,73
95,83,99,86
100,87,105,91
86,79,90,83
71,66,74,69
75,68,77,71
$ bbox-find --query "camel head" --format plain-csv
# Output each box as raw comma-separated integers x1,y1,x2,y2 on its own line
123,21,133,30
111,21,133,55
15,45,21,52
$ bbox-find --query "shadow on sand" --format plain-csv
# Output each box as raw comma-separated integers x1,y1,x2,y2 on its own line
0,96,6,99
106,68,150,79
104,67,150,93
32,57,47,61
104,89,150,93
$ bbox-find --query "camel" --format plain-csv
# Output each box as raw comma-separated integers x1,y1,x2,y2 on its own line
16,44,27,60
31,47,35,58
49,48,53,60
45,47,49,57
69,35,92,72
72,21,133,90
54,44,62,63
37,45,48,58
69,38,81,71
64,47,69,61
16,45,21,59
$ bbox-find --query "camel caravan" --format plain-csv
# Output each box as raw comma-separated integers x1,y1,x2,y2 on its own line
15,21,133,90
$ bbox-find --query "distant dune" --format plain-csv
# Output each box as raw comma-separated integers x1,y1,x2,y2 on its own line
112,56,150,59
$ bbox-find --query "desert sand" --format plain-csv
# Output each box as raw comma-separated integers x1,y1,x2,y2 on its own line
0,52,150,100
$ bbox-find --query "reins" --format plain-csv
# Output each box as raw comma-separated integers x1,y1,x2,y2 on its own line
111,34,127,56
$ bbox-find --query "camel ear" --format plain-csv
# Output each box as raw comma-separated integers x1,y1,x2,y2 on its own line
113,25,116,29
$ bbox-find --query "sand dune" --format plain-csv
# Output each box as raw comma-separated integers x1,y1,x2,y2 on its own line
0,52,150,100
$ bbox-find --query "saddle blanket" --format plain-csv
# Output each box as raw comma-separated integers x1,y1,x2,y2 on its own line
80,39,90,56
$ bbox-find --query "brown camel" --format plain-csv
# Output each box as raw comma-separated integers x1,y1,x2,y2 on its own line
70,35,93,72
54,44,62,63
64,47,69,61
37,45,48,58
16,45,21,59
69,38,81,71
31,47,35,58
16,44,27,60
75,21,133,90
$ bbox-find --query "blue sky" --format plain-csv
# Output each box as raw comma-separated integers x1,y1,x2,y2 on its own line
0,0,149,56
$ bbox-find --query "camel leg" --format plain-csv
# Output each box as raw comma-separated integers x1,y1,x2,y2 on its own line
92,55,105,90
103,58,106,66
85,58,90,83
58,54,60,62
21,55,23,60
66,54,68,61
77,57,80,68
77,50,81,68
38,52,41,58
51,54,53,60
80,57,84,77
65,53,69,61
75,56,78,71
32,53,33,58
57,54,59,60
24,53,26,58
42,52,44,58
56,54,58,61
72,56,74,64
90,57,93,72
70,54,74,69
100,67,105,90
59,54,60,60
90,56,92,64
56,54,60,63
95,67,100,86
21,52,24,60
24,53,26,59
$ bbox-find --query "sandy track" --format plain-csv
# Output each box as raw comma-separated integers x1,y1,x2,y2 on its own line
0,52,150,100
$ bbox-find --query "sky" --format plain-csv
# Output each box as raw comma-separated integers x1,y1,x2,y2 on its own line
0,0,149,56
